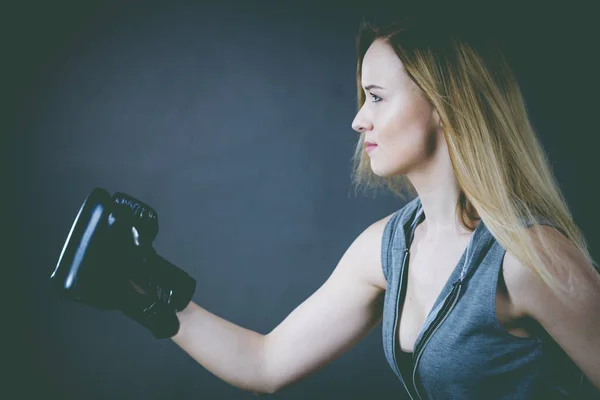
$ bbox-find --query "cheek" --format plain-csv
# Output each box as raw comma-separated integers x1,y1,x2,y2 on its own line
379,103,432,155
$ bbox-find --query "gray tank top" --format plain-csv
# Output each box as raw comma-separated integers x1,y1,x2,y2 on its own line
380,196,598,399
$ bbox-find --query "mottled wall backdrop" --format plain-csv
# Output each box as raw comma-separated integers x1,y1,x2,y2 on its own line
4,1,597,399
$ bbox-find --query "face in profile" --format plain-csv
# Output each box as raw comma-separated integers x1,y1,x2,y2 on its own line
351,39,443,178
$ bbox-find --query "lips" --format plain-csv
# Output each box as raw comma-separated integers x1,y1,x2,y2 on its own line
365,142,377,153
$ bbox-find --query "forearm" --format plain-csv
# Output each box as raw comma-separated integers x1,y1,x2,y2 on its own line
171,301,272,395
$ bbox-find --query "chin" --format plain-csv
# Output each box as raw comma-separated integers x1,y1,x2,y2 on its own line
370,159,408,178
370,164,400,178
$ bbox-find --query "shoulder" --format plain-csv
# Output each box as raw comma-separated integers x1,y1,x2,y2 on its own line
357,200,418,291
359,211,397,291
501,225,562,313
502,224,599,317
501,225,600,388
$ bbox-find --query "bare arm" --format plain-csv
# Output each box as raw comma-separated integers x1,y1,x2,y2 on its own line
263,215,390,393
171,213,392,395
172,302,269,395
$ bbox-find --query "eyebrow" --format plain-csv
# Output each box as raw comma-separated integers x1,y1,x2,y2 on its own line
363,84,385,91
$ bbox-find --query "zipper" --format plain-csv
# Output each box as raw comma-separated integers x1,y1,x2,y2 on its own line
411,279,464,400
391,248,415,399
393,205,477,399
392,206,465,400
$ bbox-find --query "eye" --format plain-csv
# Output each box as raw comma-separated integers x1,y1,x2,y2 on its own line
369,92,382,103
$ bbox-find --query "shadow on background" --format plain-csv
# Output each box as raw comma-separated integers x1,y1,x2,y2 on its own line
3,1,598,399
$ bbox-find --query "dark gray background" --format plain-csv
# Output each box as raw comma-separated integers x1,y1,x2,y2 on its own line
4,1,598,399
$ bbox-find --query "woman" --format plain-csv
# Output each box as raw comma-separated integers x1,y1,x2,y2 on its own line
348,17,600,399
169,17,600,398
53,15,599,399
174,16,600,398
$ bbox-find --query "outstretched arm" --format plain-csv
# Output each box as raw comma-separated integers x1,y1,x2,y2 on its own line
171,213,393,395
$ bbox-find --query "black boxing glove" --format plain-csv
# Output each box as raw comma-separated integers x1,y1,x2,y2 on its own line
108,191,195,312
111,192,158,244
50,187,196,339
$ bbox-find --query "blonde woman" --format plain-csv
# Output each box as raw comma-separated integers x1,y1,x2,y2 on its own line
52,15,599,399
174,17,600,398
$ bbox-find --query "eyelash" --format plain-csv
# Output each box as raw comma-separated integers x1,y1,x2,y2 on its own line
369,92,382,103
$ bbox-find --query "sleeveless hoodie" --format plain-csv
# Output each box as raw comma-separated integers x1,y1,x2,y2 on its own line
380,196,598,399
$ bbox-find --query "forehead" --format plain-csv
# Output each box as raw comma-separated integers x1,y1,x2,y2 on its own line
361,39,406,85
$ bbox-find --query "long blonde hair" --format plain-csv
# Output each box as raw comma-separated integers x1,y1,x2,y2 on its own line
351,16,599,308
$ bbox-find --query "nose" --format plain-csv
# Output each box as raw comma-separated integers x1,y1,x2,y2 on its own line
351,109,373,133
